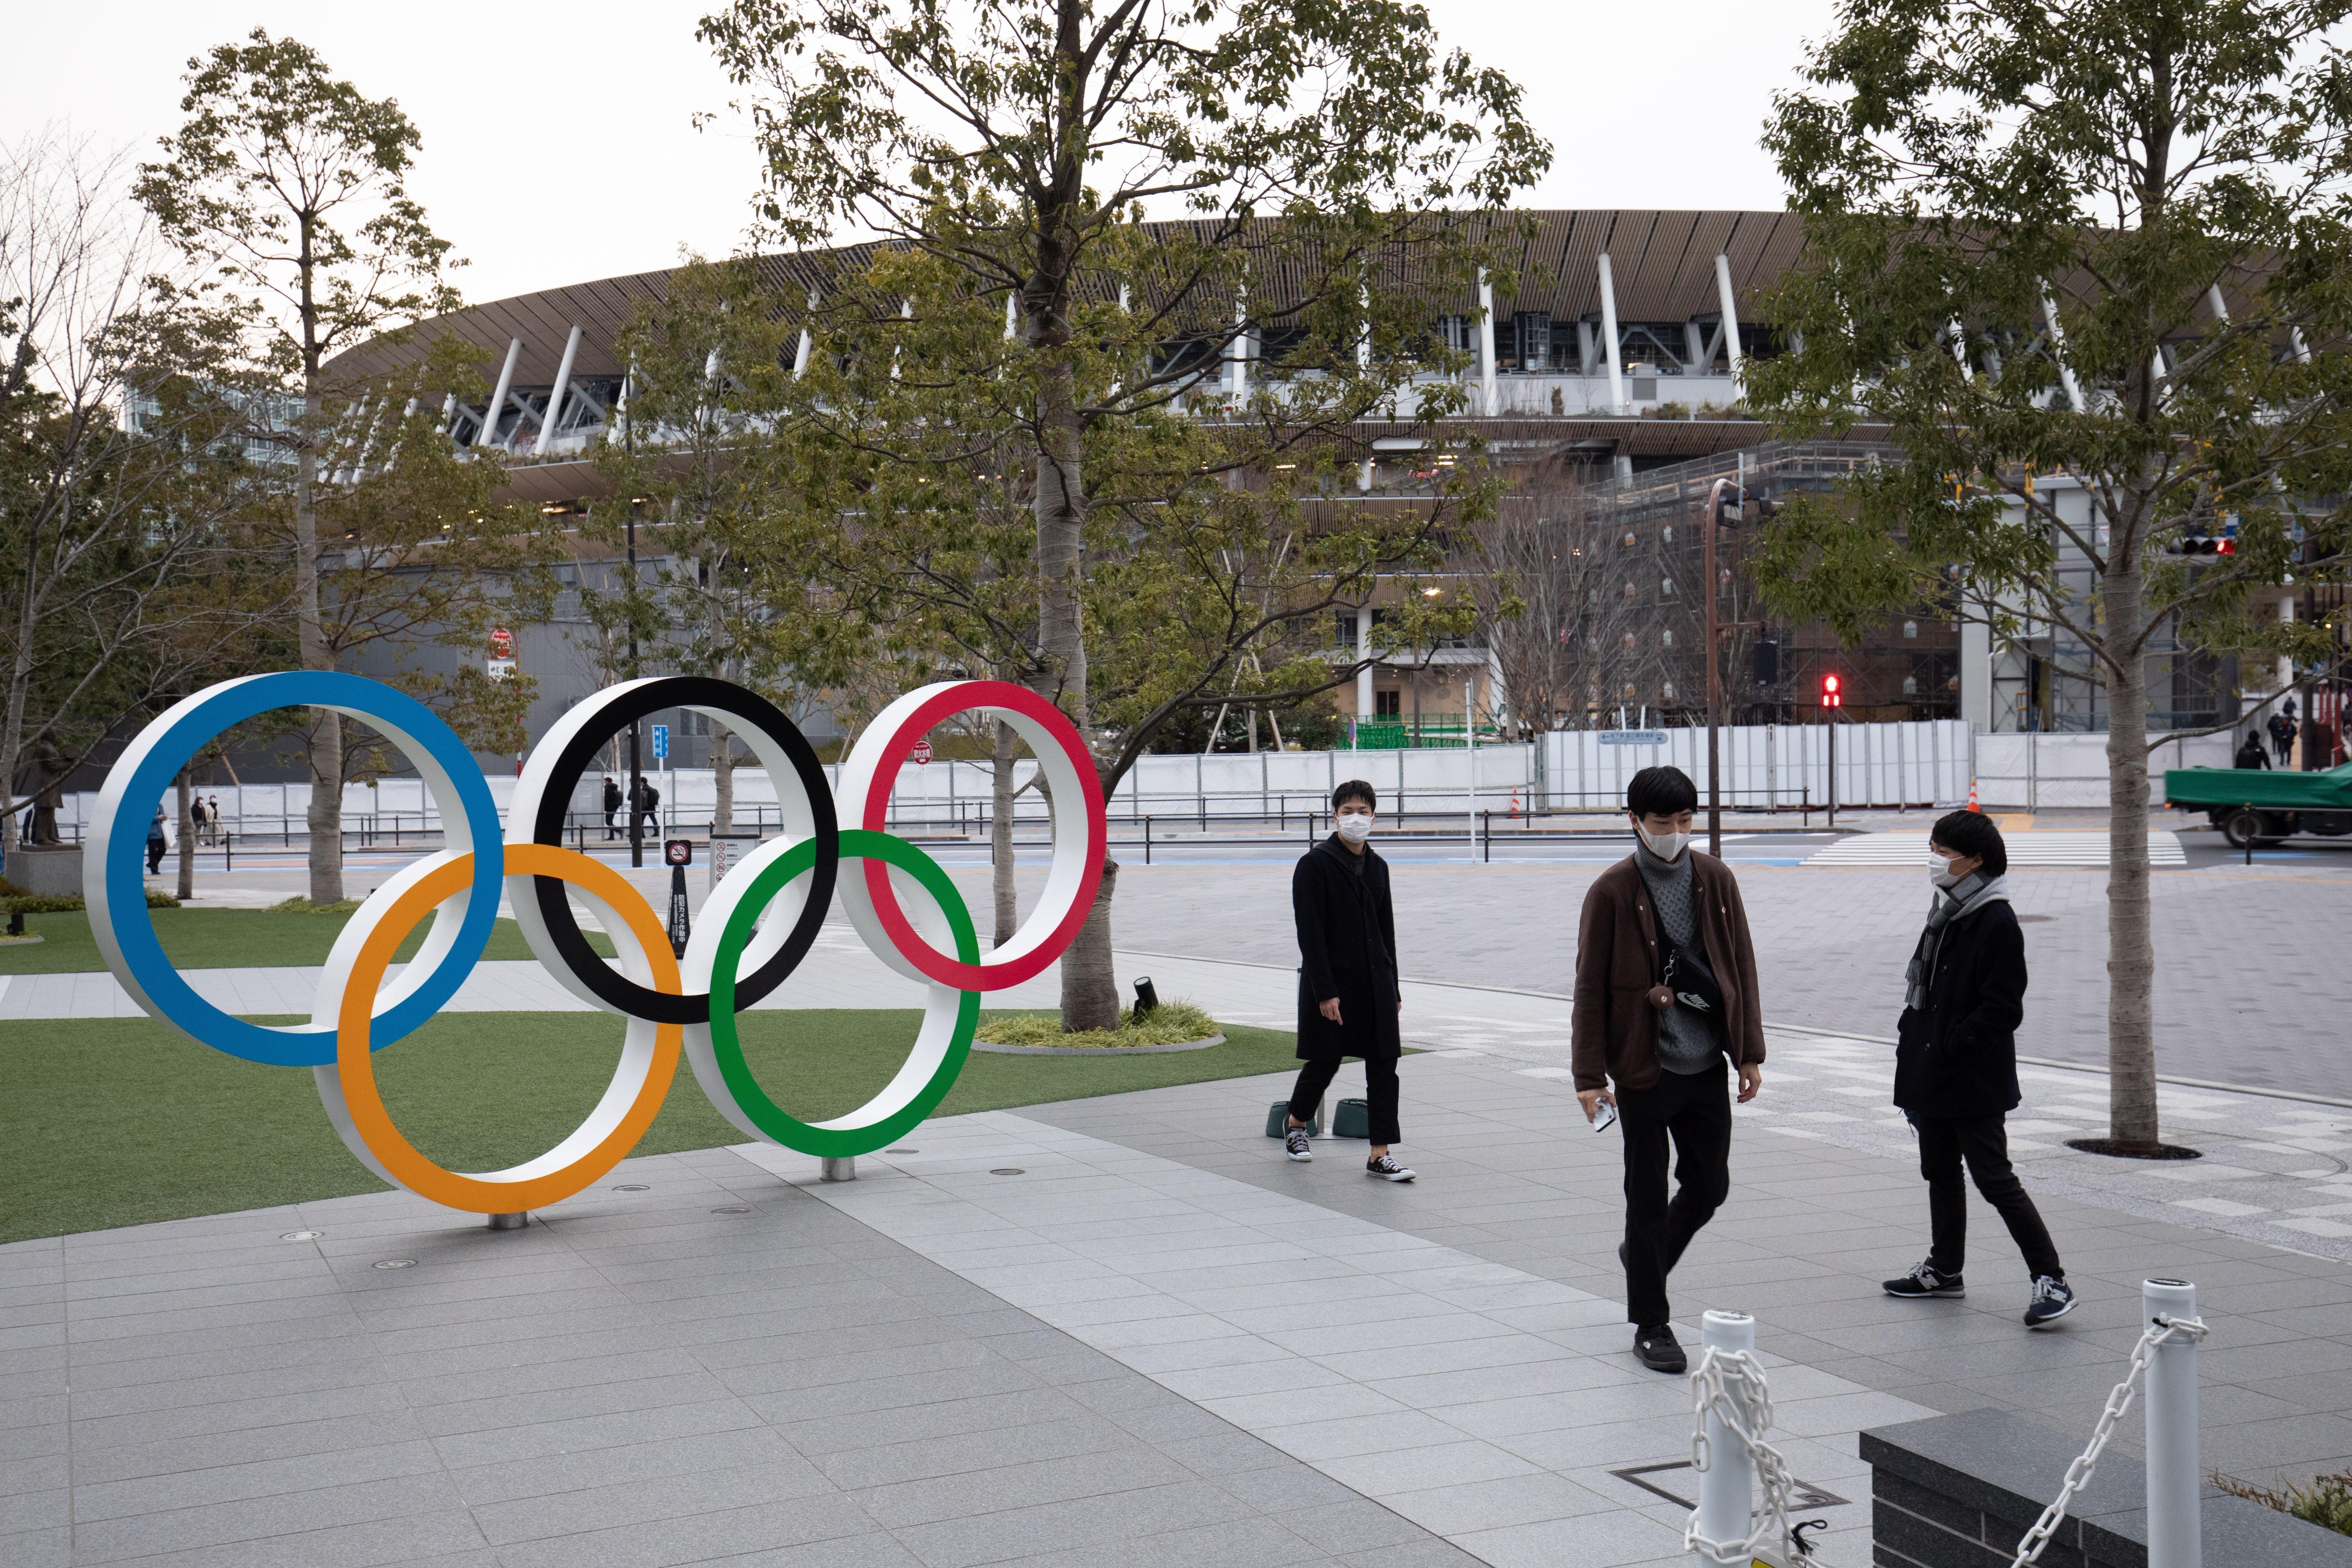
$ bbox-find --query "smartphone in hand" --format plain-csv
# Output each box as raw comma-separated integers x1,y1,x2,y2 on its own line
1591,1099,1618,1133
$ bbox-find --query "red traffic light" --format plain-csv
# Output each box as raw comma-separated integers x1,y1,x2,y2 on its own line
1821,673,1843,708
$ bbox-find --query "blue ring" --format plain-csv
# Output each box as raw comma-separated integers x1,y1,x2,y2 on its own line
103,673,503,1066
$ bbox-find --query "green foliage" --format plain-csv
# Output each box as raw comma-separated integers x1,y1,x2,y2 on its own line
1751,0,2352,684
975,999,1220,1048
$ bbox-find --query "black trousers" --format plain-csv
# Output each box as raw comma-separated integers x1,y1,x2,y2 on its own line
1288,1056,1400,1145
603,809,620,840
1916,1114,2063,1280
1617,1057,1732,1328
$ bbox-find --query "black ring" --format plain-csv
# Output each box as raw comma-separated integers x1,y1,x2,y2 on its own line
527,677,839,1024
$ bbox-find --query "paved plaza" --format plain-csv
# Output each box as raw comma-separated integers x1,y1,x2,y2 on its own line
6,823,2351,1566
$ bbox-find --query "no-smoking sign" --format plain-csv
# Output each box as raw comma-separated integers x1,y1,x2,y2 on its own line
909,737,933,765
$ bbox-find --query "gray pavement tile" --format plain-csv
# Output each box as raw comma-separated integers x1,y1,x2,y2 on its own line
66,1472,467,1564
68,1382,412,1452
767,1390,1085,1458
490,1493,878,1568
994,1512,1332,1568
814,1413,1133,1491
742,1362,1044,1425
470,1454,838,1546
0,1526,67,1568
1378,1471,1620,1534
1448,1505,1693,1568
445,1426,798,1507
0,1485,66,1533
681,1531,924,1568
850,1444,1198,1530
68,1439,444,1524
1281,1495,1438,1553
884,1478,1240,1568
426,1397,770,1470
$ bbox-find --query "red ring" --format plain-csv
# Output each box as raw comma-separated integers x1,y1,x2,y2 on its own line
859,682,1105,990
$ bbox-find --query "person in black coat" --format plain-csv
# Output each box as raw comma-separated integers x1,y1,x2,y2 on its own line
602,776,624,838
1883,810,2075,1328
1284,779,1414,1181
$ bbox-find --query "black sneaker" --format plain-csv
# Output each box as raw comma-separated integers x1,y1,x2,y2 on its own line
1633,1324,1686,1374
2024,1275,2077,1329
1883,1260,1965,1299
1283,1125,1312,1162
1365,1154,1416,1182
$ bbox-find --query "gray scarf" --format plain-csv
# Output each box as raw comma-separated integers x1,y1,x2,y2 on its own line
1904,872,2010,1011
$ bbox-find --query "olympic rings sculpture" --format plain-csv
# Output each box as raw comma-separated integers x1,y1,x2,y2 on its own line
88,672,1107,1214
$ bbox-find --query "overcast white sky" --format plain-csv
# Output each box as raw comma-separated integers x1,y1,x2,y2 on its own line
8,1,1836,307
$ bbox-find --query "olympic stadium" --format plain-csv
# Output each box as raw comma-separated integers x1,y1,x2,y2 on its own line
300,208,2309,778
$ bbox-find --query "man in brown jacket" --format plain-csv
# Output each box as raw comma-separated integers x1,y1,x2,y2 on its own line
1573,765,1765,1372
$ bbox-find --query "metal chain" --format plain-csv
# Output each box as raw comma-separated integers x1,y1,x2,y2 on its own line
2007,1315,2210,1567
1682,1345,1805,1564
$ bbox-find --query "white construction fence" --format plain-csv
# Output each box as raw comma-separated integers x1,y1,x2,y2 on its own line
45,720,2242,843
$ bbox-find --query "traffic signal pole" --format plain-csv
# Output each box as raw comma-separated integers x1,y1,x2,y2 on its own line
1704,481,1727,859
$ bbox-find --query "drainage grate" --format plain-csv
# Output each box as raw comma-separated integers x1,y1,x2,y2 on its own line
710,1205,751,1214
612,1184,649,1191
280,1230,324,1241
371,1259,417,1270
990,1168,1025,1176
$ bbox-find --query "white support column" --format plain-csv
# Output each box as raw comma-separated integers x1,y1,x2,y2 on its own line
2291,327,2312,364
1597,253,1627,413
1476,270,1497,415
1714,253,1744,393
1576,320,1597,376
438,391,456,433
795,289,817,376
475,337,522,449
1356,610,1375,736
1682,320,1707,375
1950,319,1972,379
1357,282,1372,371
534,324,583,458
2039,285,2088,412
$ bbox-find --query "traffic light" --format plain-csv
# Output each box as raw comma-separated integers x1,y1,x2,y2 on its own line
1821,672,1843,709
2171,517,2237,555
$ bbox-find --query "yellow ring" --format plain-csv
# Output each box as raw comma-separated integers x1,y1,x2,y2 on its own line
332,844,683,1212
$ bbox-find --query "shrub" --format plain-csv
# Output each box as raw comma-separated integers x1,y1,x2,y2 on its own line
975,1000,1220,1049
2214,1469,2352,1538
268,897,364,915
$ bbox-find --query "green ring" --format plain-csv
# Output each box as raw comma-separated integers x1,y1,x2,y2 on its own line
706,828,981,1158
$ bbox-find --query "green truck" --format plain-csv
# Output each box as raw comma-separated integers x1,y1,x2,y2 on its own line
2163,760,2352,847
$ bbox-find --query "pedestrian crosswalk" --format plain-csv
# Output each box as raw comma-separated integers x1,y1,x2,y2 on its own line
1803,830,2188,867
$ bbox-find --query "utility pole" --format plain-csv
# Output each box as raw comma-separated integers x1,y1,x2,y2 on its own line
1700,464,1768,859
627,507,643,869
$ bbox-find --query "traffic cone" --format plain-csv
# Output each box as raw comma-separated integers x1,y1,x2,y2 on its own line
1968,779,1980,812
1510,788,1521,818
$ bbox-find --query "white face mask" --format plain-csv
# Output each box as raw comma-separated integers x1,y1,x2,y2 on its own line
1928,854,1966,889
1638,825,1689,862
1335,812,1374,845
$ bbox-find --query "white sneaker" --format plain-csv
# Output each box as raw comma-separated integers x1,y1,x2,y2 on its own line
1365,1154,1416,1182
1284,1125,1312,1161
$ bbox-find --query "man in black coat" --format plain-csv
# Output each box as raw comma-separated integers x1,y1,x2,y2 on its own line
602,776,624,838
1884,811,2075,1328
1284,779,1414,1181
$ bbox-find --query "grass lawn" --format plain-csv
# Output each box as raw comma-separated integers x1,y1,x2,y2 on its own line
0,1010,1301,1243
0,909,613,974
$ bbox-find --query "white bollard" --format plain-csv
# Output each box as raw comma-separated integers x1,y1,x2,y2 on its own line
2143,1278,2200,1568
1698,1309,1756,1558
820,1157,856,1183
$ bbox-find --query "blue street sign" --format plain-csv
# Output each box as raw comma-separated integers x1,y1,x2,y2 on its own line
650,723,669,760
1598,730,1669,747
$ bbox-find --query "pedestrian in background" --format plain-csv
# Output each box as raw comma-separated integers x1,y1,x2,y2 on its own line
2269,708,2297,767
602,775,623,839
1573,765,1765,1373
145,807,167,875
1883,811,2076,1328
1283,780,1414,1182
2235,729,2270,769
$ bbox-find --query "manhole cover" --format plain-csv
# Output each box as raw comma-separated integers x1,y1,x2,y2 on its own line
280,1230,324,1241
1609,1461,1846,1511
371,1259,416,1270
710,1205,751,1214
990,1168,1025,1176
612,1184,649,1191
887,1148,918,1154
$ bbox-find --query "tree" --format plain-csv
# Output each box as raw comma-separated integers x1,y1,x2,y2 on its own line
1754,0,2352,1150
135,30,475,904
700,0,1548,1027
0,130,281,858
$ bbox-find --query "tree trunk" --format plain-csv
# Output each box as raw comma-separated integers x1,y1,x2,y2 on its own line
2103,561,2161,1150
175,766,194,902
295,390,343,904
1061,855,1121,1030
992,719,1018,947
713,719,735,835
